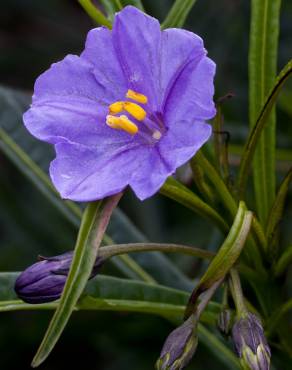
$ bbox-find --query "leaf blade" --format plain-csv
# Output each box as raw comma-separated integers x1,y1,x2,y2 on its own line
32,196,121,367
248,0,281,223
238,60,292,197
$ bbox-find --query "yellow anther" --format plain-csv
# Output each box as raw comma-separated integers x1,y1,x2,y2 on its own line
109,101,124,114
106,115,138,135
126,89,148,104
123,101,146,121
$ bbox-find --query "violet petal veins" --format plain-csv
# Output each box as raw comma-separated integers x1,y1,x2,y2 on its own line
23,6,216,201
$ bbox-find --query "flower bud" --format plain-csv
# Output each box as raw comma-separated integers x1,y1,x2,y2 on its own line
232,313,271,370
15,251,104,304
217,308,233,337
156,315,198,370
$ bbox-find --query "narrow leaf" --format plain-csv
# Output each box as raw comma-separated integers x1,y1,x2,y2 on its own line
32,195,121,367
238,60,292,197
248,0,281,223
0,273,219,324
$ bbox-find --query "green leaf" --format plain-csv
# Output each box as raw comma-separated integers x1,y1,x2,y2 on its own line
0,85,192,290
266,168,292,257
161,0,198,29
78,0,112,27
238,60,292,198
0,271,237,367
248,0,281,224
32,196,121,367
160,177,229,234
0,272,219,324
185,202,253,318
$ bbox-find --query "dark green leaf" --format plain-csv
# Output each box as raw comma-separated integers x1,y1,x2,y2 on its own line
0,272,219,323
238,60,292,199
248,0,281,223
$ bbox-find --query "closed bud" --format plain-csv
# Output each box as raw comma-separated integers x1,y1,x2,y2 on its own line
217,308,233,337
232,313,271,370
156,315,198,370
15,251,104,304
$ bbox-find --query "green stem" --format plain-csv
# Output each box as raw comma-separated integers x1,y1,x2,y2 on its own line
196,278,224,317
190,159,216,204
192,151,237,216
0,299,218,325
78,0,112,27
100,243,214,261
229,269,247,317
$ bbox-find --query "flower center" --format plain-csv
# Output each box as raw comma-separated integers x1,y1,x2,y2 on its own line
106,89,162,140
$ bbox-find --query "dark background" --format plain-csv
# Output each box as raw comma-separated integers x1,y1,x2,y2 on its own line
0,1,291,369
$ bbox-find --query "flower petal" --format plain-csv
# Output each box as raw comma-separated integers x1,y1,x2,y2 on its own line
81,26,127,101
160,28,205,106
164,56,216,123
112,6,161,109
129,147,173,201
158,119,212,170
24,54,132,146
50,141,143,201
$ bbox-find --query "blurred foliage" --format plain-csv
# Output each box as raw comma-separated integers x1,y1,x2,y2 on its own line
0,0,291,369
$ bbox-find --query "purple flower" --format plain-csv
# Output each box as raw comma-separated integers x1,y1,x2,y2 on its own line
15,252,104,303
24,6,216,201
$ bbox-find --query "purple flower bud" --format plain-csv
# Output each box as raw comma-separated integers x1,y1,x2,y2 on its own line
15,251,104,304
156,315,198,370
217,308,233,337
232,313,271,370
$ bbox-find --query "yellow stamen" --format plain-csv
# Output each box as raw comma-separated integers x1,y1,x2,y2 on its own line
123,101,146,121
126,89,148,104
106,115,138,135
109,101,124,114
